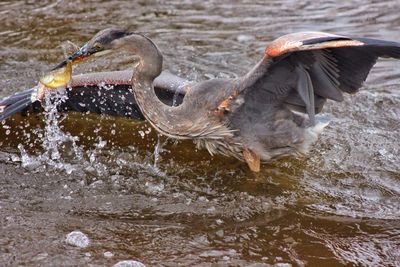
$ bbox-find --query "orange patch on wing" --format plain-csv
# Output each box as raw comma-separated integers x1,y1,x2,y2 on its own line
266,45,284,57
265,46,282,57
265,40,302,57
310,40,364,49
214,90,238,118
218,98,231,110
265,39,364,58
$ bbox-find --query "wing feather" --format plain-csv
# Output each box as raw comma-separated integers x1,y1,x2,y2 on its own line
295,64,315,124
235,32,400,125
0,70,188,121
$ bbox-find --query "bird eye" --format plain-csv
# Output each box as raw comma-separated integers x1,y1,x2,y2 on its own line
93,43,103,51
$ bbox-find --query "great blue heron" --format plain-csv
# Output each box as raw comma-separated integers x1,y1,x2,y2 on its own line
3,28,400,171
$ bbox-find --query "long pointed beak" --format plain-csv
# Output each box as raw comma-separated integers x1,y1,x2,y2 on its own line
40,43,94,88
41,43,109,88
50,43,91,71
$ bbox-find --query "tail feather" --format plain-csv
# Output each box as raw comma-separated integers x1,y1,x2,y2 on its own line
0,88,37,121
0,89,33,106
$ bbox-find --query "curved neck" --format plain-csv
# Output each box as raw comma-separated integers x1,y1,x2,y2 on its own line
124,34,192,138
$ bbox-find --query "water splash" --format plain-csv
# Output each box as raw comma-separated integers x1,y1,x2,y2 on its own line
18,90,83,174
83,136,110,177
13,86,162,177
153,134,164,168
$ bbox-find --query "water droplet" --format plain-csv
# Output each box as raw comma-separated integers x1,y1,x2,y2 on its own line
138,131,145,138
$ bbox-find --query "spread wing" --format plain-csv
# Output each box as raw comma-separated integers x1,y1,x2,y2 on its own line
236,32,400,124
0,70,189,121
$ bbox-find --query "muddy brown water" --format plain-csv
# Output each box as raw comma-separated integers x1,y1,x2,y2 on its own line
1,1,400,266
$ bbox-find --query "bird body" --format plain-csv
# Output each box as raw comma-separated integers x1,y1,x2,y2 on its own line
167,73,327,171
123,30,399,171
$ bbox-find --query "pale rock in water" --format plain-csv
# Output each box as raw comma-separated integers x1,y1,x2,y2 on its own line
113,260,146,267
65,231,90,248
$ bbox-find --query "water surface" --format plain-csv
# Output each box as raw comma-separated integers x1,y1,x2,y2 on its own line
1,1,400,266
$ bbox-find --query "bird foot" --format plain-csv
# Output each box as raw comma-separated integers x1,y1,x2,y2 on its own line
243,148,260,172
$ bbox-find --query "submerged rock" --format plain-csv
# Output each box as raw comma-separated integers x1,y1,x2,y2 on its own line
113,260,146,267
65,231,90,248
104,251,114,258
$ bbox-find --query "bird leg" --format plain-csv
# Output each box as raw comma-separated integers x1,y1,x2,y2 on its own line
243,147,260,172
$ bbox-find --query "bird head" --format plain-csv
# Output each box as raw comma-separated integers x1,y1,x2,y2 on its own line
69,28,132,63
40,28,132,88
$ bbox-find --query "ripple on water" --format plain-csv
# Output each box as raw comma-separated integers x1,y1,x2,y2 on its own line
1,1,400,266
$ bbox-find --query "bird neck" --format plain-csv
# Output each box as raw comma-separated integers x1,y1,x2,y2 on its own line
127,34,193,139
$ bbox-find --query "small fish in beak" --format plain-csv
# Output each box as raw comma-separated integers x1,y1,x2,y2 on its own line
39,60,72,89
